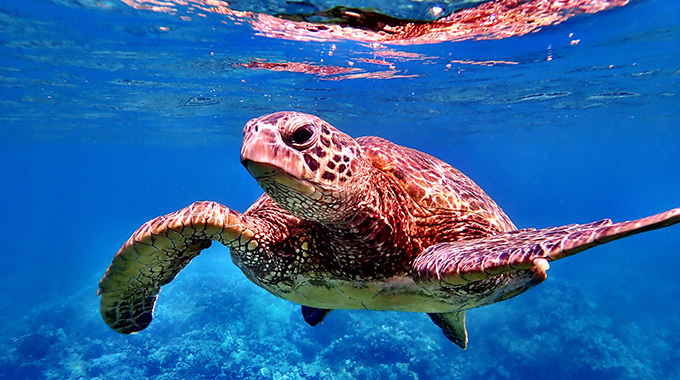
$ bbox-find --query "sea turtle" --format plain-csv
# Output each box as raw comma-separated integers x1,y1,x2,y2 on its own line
98,111,680,349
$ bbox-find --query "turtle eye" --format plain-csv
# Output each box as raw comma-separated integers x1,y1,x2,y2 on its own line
290,124,316,149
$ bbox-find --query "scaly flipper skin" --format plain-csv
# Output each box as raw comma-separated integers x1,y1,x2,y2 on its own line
97,201,260,334
414,208,680,286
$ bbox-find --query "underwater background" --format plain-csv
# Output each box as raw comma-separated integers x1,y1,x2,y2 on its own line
1,0,680,379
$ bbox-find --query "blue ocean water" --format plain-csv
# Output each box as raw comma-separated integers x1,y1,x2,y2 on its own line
1,0,679,379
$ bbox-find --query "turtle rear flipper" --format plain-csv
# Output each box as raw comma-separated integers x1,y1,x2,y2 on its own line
97,201,259,334
301,306,333,326
413,207,680,286
428,310,467,349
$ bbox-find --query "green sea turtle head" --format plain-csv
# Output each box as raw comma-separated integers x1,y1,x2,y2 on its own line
241,111,370,223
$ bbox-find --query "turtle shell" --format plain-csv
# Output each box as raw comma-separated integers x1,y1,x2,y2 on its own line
357,135,516,235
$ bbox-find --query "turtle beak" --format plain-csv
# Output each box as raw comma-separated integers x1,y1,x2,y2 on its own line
240,120,316,196
242,159,278,179
242,158,318,197
240,129,311,180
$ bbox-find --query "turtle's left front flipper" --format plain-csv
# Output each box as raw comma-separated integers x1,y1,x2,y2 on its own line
98,201,261,334
414,207,680,286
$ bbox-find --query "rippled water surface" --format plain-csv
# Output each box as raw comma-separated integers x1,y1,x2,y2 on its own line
1,0,679,379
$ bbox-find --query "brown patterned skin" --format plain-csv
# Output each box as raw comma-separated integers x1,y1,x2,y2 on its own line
98,112,680,349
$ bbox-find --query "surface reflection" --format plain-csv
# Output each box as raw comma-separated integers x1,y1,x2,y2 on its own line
236,46,439,80
237,60,360,77
120,0,628,44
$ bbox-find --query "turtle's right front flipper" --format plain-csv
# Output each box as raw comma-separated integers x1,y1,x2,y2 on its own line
414,207,680,286
97,201,261,334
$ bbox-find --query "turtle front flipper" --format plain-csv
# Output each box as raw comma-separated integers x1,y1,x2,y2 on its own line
413,207,680,286
97,201,260,334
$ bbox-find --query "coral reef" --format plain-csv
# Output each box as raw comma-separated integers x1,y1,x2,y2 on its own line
1,266,679,380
